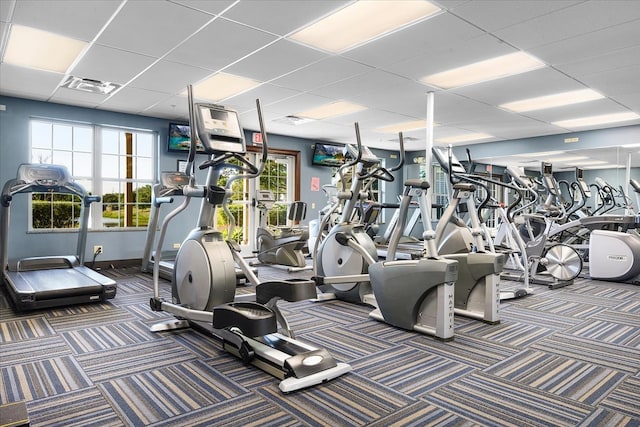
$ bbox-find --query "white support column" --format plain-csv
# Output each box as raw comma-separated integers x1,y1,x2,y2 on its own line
425,91,435,214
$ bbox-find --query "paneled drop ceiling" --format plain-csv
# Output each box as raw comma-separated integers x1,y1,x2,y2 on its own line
0,0,639,169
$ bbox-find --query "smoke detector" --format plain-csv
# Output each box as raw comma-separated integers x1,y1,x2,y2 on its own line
273,115,316,126
60,76,121,95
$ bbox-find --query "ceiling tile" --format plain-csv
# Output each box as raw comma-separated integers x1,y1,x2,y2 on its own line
0,64,63,100
11,0,121,40
100,87,170,113
576,64,640,97
222,0,350,36
128,60,212,94
271,56,374,92
97,1,213,57
164,18,278,71
530,19,640,66
49,86,110,107
144,95,190,121
555,44,640,77
450,0,582,31
450,67,586,106
0,1,12,22
70,44,157,86
519,98,631,123
171,0,236,15
343,13,482,68
225,39,328,82
383,33,517,80
224,83,303,113
494,1,640,50
308,69,411,100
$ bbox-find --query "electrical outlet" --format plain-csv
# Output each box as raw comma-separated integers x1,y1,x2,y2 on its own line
93,245,103,255
173,243,181,249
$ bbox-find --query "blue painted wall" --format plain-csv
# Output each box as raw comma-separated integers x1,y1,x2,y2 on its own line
1,95,636,261
0,95,402,262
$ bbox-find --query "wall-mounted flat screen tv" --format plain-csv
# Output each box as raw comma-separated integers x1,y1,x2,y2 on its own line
312,142,346,167
167,123,205,153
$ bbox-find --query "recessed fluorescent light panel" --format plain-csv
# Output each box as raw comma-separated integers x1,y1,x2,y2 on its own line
500,89,604,113
543,156,588,163
421,52,545,90
296,101,367,120
552,112,640,128
192,73,261,101
375,120,427,133
437,132,492,144
289,0,441,53
578,160,608,166
514,151,563,158
3,25,87,73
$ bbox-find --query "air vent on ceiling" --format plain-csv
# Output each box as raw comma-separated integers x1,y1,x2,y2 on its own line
273,115,316,126
60,76,121,95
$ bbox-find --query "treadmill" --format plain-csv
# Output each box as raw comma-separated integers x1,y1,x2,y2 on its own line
1,163,117,311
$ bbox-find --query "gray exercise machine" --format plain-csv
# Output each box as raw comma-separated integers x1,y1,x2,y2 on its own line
141,170,253,284
501,163,582,288
312,124,401,306
141,171,189,280
253,190,310,271
369,179,457,339
1,164,116,310
149,86,349,392
586,178,640,284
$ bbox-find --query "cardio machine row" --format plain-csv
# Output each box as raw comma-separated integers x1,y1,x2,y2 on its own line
310,131,504,343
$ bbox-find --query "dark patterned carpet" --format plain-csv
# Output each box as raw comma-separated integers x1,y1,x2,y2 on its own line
1,262,639,426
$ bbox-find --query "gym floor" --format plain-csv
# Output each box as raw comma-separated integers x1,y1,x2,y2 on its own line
1,262,639,426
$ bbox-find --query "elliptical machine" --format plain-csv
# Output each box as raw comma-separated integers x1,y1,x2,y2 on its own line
429,146,504,322
368,178,457,339
253,190,310,271
313,123,402,305
149,86,350,392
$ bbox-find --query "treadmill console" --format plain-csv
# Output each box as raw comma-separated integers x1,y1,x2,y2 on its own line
17,163,70,186
194,104,245,154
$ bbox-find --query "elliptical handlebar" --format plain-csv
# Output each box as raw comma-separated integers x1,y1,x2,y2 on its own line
360,132,405,182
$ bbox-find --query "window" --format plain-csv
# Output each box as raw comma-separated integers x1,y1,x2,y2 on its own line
29,119,155,230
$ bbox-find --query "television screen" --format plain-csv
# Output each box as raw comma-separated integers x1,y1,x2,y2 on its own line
312,142,346,167
167,123,205,153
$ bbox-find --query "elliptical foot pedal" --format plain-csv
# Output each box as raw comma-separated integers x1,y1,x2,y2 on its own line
256,279,317,304
213,302,277,337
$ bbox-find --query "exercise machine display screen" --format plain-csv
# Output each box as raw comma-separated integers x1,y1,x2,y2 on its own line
196,105,246,154
576,167,590,195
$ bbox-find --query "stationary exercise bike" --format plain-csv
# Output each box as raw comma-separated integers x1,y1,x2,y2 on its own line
587,178,640,284
253,190,310,271
149,86,350,392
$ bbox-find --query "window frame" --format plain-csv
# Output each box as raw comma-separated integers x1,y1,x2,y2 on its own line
28,118,157,232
